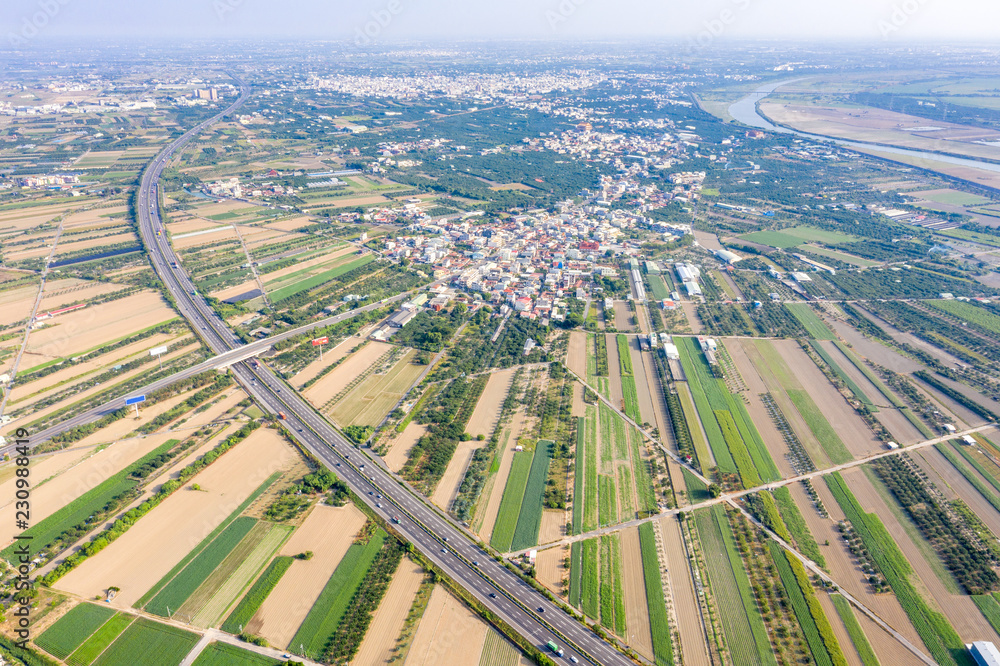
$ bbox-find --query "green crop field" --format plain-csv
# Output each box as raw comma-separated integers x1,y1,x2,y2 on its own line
784,304,835,340
479,630,520,666
192,642,280,666
190,523,293,626
936,443,1000,516
773,487,826,569
928,299,1000,336
648,274,671,300
581,538,600,620
786,390,853,464
616,334,633,375
739,230,806,249
92,618,199,666
491,448,535,551
290,529,386,657
918,189,992,206
569,541,583,607
677,337,737,475
830,594,878,666
221,556,294,634
695,506,776,666
639,523,673,666
809,341,873,406
136,472,281,609
716,409,763,487
825,472,965,666
36,603,116,659
270,254,374,302
620,373,641,422
67,613,135,666
145,517,258,618
769,541,845,666
510,440,553,551
800,245,880,267
3,439,178,560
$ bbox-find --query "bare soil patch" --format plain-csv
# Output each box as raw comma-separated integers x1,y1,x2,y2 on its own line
620,527,654,661
249,502,368,647
535,545,567,598
659,516,710,666
466,368,515,438
383,423,428,473
566,332,587,378
351,557,425,666
54,428,297,608
26,291,175,359
431,439,486,510
304,341,393,406
405,586,488,666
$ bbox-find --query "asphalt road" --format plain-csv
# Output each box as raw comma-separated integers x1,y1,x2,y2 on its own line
130,79,632,666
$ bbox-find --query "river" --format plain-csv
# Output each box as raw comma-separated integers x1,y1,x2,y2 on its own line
728,79,1000,175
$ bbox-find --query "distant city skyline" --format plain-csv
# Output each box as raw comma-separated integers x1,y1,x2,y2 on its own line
3,0,1000,44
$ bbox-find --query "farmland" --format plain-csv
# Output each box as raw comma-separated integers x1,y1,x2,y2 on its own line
693,505,776,666
91,618,199,666
191,642,279,666
491,444,534,551
221,555,293,633
36,603,116,660
289,526,388,658
638,523,673,666
785,304,835,340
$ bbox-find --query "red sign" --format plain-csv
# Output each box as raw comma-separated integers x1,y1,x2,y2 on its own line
311,336,329,346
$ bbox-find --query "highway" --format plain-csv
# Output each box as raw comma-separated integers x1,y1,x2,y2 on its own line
131,79,633,665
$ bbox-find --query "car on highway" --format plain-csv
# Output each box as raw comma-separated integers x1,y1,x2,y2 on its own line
489,593,496,598
537,607,544,613
570,657,579,664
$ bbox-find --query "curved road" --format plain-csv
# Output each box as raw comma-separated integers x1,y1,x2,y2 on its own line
133,78,633,666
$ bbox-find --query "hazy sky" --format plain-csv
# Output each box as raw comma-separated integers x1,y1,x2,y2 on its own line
5,0,1000,43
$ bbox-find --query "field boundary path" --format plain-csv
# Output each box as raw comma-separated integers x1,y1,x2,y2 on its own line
0,211,70,419
231,221,271,309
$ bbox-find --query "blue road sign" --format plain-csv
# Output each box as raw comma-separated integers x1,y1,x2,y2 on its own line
125,395,146,406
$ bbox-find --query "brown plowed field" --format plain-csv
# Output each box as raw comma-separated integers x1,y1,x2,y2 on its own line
0,286,36,327
789,479,923,648
7,342,203,433
0,432,180,546
571,382,587,418
25,291,176,359
431,439,485,510
817,341,923,444
736,340,832,469
613,302,635,332
566,331,587,378
352,557,425,666
291,337,363,389
249,503,367,647
466,369,515,438
384,423,427,473
54,428,297,608
303,341,392,406
405,586,488,666
725,343,796,477
854,603,927,666
776,339,881,460
680,301,702,334
620,527,654,662
845,466,1000,643
9,333,180,405
535,545,566,598
538,509,564,545
659,516,710,666
818,594,863,666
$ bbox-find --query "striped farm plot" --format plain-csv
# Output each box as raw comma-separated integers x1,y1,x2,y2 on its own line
189,523,294,627
693,505,776,666
328,348,424,427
